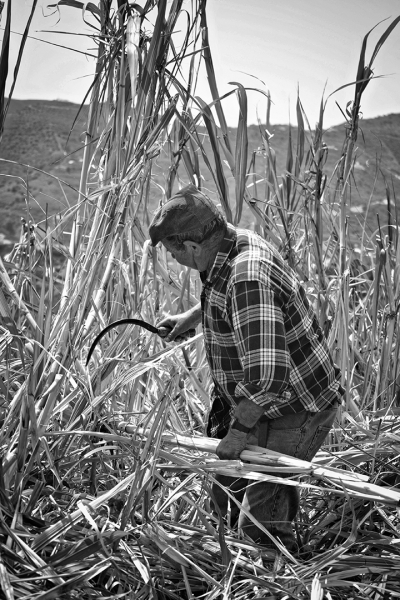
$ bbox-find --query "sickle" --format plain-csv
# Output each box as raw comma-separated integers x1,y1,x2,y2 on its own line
86,319,170,366
86,318,195,366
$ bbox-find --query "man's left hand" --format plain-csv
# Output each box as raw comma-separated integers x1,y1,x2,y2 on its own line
216,428,248,460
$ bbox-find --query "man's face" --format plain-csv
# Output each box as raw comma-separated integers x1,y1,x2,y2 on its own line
161,239,199,270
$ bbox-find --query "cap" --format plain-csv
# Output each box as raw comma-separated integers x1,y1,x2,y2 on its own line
149,185,221,246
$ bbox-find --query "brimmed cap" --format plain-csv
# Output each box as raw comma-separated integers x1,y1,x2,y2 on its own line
149,184,221,245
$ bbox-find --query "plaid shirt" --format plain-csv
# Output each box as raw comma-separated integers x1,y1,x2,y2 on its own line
201,225,343,436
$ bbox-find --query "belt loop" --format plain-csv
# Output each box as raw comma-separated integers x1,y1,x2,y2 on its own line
258,416,269,448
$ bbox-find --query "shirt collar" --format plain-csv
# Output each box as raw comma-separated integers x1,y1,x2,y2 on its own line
200,224,237,285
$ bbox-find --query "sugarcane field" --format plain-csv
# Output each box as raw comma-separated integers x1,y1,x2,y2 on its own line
1,0,400,598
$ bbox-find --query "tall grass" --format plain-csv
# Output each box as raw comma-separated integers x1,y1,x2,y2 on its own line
0,1,400,598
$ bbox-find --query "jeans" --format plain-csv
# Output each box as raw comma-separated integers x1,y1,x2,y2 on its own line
210,407,338,550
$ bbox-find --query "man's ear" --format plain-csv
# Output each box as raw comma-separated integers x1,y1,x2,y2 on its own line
182,240,202,255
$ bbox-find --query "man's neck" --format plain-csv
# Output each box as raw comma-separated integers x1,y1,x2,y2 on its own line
202,238,224,276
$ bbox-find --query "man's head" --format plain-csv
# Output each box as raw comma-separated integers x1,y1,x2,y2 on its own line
149,185,227,272
149,185,226,247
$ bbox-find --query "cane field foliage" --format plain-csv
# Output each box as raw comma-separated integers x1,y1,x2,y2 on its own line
1,1,400,598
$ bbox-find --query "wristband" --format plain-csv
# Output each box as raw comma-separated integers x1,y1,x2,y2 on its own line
231,419,252,433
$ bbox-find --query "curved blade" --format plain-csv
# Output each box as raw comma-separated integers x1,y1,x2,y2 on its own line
86,318,160,366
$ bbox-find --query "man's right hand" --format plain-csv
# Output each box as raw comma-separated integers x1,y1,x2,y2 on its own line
157,304,201,342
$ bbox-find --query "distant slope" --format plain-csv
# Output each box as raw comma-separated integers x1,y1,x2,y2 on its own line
0,99,88,245
0,99,399,251
310,115,400,244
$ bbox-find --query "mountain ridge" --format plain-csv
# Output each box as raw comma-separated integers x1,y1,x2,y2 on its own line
0,99,399,251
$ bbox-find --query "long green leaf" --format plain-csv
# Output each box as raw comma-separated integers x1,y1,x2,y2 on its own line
4,0,38,125
0,0,11,140
196,98,232,222
229,82,248,225
200,1,232,154
368,16,400,69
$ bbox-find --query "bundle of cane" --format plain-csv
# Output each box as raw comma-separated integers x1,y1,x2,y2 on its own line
114,424,400,508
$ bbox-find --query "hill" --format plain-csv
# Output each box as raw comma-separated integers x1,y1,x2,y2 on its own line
319,114,400,244
0,99,399,252
0,99,89,248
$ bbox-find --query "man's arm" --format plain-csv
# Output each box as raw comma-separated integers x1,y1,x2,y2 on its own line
216,280,290,459
230,279,291,406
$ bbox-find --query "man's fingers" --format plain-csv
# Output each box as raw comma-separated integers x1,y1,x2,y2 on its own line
158,328,197,342
157,326,172,338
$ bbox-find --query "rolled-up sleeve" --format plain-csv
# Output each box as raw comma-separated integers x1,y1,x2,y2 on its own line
228,280,291,407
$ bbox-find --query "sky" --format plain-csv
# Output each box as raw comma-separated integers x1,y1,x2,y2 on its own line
4,0,400,128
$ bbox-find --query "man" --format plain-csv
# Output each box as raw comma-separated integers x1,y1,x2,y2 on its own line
149,184,343,552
